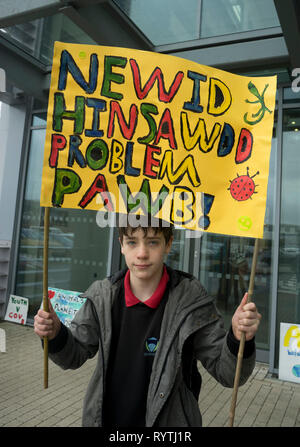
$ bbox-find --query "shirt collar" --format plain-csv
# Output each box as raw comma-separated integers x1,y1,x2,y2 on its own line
124,265,169,309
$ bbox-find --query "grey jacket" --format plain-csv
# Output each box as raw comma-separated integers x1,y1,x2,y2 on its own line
48,267,255,427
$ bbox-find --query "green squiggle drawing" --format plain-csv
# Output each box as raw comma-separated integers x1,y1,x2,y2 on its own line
244,81,271,125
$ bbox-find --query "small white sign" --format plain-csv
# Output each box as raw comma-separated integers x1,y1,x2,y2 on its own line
279,322,300,383
0,68,6,92
0,328,6,352
4,295,28,325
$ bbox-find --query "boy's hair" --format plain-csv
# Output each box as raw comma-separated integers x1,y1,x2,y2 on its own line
118,215,174,244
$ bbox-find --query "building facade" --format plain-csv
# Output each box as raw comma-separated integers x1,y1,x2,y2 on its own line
0,0,299,374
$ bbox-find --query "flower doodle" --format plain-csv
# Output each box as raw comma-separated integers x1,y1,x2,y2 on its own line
244,81,271,125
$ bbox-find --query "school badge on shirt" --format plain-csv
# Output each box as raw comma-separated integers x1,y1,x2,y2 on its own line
145,337,159,356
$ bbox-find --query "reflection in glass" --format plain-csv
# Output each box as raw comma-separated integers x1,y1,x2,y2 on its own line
275,109,300,368
114,0,279,46
201,0,279,38
114,0,201,46
0,20,42,58
166,228,186,270
15,124,111,322
0,14,96,66
0,0,281,55
39,14,96,65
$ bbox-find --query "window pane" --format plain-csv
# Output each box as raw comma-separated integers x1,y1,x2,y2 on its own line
0,20,41,57
114,0,201,46
167,229,186,270
114,0,279,46
201,0,279,38
32,114,47,127
283,87,300,106
15,125,111,322
275,109,300,368
0,13,96,66
39,14,97,65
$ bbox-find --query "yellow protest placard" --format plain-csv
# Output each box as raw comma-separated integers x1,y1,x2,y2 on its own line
40,41,277,238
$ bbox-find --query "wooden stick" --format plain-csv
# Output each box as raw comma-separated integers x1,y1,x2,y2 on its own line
43,207,50,389
228,238,260,427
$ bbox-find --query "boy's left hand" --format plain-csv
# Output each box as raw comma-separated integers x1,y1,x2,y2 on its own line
232,293,262,341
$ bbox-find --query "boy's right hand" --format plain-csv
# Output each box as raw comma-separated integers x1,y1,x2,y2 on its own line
34,299,61,340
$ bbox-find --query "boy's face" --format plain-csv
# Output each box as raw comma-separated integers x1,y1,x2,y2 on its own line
120,227,173,282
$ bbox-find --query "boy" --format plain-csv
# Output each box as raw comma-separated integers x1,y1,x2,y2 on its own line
34,222,261,427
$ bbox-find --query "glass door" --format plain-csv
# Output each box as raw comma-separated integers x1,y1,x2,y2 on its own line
274,108,300,368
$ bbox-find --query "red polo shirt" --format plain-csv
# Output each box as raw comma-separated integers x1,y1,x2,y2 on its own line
124,265,169,309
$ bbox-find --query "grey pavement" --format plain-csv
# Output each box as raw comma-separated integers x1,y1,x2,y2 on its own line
0,320,299,428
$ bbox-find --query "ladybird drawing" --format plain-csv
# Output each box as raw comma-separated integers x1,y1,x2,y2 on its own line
228,167,259,201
